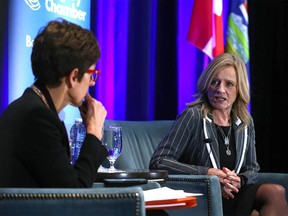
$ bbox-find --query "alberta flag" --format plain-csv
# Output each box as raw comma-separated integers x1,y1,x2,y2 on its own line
226,0,249,64
187,0,224,59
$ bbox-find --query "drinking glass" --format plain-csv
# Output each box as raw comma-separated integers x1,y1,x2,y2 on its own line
102,124,123,173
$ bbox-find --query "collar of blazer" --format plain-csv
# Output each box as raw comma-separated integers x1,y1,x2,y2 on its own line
205,114,242,126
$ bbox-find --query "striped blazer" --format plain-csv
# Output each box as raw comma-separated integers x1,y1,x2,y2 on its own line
149,105,260,184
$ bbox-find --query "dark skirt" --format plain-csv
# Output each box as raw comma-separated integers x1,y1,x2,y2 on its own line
222,183,262,216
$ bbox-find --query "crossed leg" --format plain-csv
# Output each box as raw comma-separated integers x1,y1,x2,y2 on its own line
254,184,288,216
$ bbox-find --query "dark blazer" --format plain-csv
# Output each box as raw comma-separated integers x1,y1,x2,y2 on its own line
0,83,107,188
149,105,260,185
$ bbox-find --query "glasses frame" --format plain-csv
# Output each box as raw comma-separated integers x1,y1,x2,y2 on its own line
86,69,100,82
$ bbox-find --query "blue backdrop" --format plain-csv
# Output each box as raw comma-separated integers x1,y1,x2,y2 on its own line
1,0,230,122
7,0,91,126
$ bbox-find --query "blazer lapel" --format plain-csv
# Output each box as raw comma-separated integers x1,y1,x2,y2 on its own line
233,117,248,174
203,116,221,169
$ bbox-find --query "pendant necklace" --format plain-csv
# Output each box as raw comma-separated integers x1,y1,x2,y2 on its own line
218,125,232,156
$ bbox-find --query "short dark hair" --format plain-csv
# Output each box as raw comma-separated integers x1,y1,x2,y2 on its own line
31,18,100,87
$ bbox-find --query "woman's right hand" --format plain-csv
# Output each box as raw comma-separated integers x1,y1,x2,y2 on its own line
208,168,238,199
80,93,107,140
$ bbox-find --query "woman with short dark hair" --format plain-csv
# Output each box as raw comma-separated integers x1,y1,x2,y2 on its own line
0,18,108,188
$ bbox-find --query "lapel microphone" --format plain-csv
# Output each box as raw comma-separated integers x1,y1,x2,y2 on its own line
203,138,214,164
204,138,213,144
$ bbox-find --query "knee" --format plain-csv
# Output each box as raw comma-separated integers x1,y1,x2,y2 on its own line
258,184,286,201
271,184,286,197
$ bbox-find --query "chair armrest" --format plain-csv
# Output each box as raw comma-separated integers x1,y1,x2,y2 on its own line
0,187,145,216
159,174,223,216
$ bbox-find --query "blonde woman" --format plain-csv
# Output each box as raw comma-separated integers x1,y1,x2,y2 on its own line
150,53,288,215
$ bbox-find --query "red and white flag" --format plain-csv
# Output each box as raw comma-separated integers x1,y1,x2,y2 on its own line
187,0,224,59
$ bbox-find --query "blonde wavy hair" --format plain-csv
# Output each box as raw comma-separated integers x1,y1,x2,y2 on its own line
186,53,251,127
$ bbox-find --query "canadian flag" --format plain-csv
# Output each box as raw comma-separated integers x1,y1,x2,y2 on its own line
187,0,224,59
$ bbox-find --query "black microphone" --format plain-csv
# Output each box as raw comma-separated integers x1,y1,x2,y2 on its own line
203,138,214,164
203,138,213,144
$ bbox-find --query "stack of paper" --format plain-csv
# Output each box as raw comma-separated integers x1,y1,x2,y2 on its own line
144,187,202,210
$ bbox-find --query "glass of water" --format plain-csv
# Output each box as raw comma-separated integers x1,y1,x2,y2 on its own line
102,124,123,173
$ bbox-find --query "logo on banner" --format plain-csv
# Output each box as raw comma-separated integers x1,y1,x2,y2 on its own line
24,0,87,21
24,0,41,11
46,0,87,21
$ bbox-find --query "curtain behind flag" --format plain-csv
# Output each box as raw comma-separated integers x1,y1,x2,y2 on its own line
187,0,224,59
225,0,249,64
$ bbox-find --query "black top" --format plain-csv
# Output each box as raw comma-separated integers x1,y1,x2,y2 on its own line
217,125,236,170
0,81,108,188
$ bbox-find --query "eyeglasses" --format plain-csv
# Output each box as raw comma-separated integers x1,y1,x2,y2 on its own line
86,69,100,82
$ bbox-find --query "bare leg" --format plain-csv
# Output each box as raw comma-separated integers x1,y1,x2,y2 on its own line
255,184,288,216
